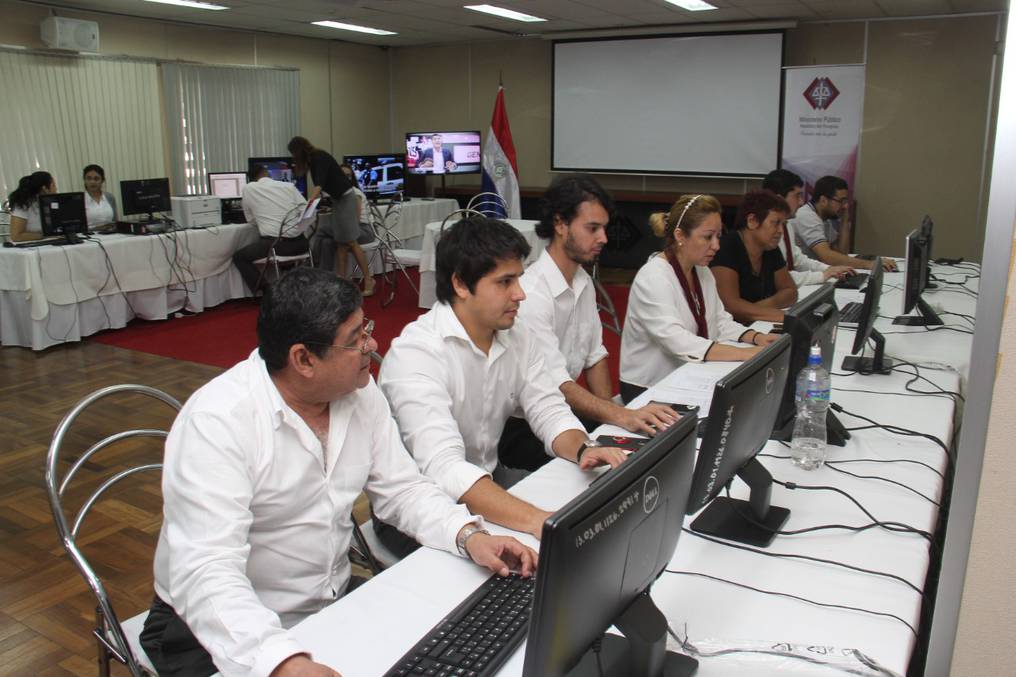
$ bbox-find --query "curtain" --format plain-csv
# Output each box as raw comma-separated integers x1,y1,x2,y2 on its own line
0,49,165,208
161,63,299,195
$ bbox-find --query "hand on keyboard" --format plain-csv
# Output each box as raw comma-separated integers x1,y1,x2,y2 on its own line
464,533,538,578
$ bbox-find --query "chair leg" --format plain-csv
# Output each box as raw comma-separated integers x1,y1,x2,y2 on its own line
96,606,112,677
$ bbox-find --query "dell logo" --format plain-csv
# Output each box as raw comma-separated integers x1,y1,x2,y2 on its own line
765,367,776,394
643,476,660,514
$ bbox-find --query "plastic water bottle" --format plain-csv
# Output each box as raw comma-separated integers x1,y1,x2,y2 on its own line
791,344,830,470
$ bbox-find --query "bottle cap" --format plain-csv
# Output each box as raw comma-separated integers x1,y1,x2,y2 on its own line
808,344,822,366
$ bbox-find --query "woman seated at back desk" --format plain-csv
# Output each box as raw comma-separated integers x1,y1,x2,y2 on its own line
619,194,780,403
711,189,798,324
7,171,55,242
83,164,118,231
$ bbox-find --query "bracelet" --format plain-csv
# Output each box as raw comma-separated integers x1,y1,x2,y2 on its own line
752,331,760,346
576,439,599,463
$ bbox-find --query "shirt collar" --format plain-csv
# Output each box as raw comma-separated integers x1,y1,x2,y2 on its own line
534,248,591,298
433,301,510,359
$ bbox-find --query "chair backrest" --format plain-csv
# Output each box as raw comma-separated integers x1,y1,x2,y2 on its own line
438,207,485,237
466,192,508,218
45,384,182,676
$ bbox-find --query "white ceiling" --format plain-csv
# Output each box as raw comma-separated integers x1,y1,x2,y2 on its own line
35,0,1009,46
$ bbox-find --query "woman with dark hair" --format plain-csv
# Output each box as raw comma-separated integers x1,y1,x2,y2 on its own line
82,164,118,230
7,171,55,242
288,136,375,296
619,194,779,403
710,189,798,324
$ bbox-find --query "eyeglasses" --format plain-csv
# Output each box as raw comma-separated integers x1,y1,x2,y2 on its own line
827,196,847,205
307,319,375,355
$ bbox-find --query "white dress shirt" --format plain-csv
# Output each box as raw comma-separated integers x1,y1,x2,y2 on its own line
620,254,750,389
241,177,308,238
517,249,608,388
10,202,42,233
153,350,476,677
779,219,829,286
379,301,583,501
84,192,115,227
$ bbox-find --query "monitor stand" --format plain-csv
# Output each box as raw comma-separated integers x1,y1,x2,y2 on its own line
690,458,790,548
773,409,850,447
893,297,944,326
841,328,895,374
566,594,697,677
51,231,84,246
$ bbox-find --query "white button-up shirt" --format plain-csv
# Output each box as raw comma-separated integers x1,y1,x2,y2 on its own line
621,254,750,388
84,192,115,228
153,350,475,677
379,302,583,501
517,249,608,388
241,177,308,238
779,219,829,286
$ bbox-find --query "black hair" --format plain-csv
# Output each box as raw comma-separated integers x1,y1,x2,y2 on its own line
8,171,54,210
287,136,316,173
761,169,802,199
734,190,790,231
812,175,849,201
435,216,531,304
536,174,615,239
249,165,269,181
257,268,362,372
82,164,106,181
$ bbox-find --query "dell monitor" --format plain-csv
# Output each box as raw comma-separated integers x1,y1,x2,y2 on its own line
120,178,171,222
894,226,943,326
522,413,699,677
39,192,87,244
405,131,482,175
343,154,405,199
772,283,850,447
841,257,895,374
207,172,247,199
687,334,793,548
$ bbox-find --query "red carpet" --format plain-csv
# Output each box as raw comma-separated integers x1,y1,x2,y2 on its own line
90,269,630,384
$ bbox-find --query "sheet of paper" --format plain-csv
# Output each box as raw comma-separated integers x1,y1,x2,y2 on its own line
632,361,738,418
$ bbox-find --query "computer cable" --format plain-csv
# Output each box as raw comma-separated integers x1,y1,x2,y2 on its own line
663,570,918,637
887,361,965,402
37,248,80,343
681,527,927,598
91,236,139,322
665,623,899,677
830,403,954,466
761,450,945,481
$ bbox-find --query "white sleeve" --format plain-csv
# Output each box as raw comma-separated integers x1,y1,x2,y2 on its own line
515,282,572,388
160,411,306,677
702,270,751,343
379,340,489,501
582,287,609,370
630,266,715,362
362,384,476,555
517,330,585,456
790,268,826,286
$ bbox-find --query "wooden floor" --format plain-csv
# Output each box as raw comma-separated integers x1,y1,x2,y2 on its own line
0,341,372,675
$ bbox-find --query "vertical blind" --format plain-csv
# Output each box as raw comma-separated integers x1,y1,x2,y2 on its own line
0,50,165,207
161,64,299,195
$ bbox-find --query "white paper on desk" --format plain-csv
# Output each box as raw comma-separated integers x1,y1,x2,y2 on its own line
650,362,738,418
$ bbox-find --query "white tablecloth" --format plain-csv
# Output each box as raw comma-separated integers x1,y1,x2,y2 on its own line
388,198,459,244
417,219,545,308
283,263,977,676
0,224,259,350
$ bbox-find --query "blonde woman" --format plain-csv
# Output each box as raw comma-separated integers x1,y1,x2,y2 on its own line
619,194,779,403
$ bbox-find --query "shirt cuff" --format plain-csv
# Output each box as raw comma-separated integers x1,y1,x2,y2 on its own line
252,633,309,677
548,364,572,389
585,345,609,370
546,419,585,459
446,513,486,559
441,461,493,503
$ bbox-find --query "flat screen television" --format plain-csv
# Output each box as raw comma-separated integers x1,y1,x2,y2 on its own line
405,131,481,175
342,154,405,199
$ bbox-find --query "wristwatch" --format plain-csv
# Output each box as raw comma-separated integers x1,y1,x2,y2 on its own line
576,438,600,463
456,523,490,557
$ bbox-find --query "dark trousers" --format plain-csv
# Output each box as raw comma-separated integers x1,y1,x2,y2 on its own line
620,381,647,405
140,578,367,676
232,235,309,293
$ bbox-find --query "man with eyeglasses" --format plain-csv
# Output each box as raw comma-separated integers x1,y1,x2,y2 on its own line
790,174,897,272
141,268,537,677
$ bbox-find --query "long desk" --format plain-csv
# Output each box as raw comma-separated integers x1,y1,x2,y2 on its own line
286,263,977,676
0,224,258,350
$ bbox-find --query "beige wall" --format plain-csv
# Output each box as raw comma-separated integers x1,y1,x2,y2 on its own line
390,17,997,262
0,0,390,157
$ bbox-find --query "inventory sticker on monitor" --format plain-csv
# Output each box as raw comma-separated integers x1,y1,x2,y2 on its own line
573,486,641,550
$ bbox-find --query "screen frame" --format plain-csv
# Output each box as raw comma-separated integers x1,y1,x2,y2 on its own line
119,178,171,217
207,171,248,199
39,191,87,236
404,131,483,176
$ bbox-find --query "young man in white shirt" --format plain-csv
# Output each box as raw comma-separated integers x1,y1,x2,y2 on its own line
790,174,897,272
379,217,628,546
503,175,679,470
761,169,853,286
233,165,311,293
141,268,536,677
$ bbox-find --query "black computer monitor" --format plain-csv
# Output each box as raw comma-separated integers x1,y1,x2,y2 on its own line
247,157,294,183
120,178,171,221
772,283,850,446
207,171,247,199
841,256,895,374
686,334,793,548
343,153,406,199
39,192,87,244
522,414,699,677
894,225,943,326
405,131,482,175
920,215,936,290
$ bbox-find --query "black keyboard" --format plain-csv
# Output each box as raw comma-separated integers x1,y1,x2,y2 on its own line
834,273,869,290
840,302,863,324
3,236,68,248
383,573,534,677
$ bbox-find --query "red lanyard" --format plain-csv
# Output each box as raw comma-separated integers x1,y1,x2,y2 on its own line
783,228,795,270
664,250,708,339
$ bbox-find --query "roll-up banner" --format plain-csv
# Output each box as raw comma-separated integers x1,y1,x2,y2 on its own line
781,65,866,197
